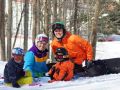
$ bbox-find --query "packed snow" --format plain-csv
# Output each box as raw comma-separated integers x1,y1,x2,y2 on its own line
0,41,120,90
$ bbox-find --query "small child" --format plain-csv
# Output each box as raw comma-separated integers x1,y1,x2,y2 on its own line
48,47,74,83
4,47,25,88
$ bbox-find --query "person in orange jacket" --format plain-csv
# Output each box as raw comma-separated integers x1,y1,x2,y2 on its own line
51,22,93,74
48,47,74,83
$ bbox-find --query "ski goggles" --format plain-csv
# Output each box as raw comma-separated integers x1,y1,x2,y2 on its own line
37,37,48,43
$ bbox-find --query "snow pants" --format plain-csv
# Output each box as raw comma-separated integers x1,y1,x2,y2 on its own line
5,76,33,86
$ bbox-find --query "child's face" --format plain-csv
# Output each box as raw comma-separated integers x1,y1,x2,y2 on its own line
36,41,47,51
13,55,23,63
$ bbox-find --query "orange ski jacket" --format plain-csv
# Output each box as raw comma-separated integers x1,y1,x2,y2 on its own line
51,31,93,65
48,60,74,81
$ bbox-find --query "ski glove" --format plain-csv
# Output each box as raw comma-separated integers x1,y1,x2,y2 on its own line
82,60,92,69
12,82,20,88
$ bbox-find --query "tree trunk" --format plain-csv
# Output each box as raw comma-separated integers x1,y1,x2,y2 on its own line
36,0,40,34
32,0,37,42
62,0,67,25
44,0,49,35
91,0,101,59
73,0,78,34
6,0,12,61
58,0,62,20
53,0,57,22
24,0,29,51
0,0,6,61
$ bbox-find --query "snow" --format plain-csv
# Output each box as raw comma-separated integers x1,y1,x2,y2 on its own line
96,41,120,59
0,41,120,90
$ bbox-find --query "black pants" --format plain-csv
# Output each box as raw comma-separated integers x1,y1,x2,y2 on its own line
84,58,120,77
73,58,120,77
74,64,85,74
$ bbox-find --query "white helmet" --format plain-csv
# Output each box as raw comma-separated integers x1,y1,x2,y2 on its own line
35,34,48,45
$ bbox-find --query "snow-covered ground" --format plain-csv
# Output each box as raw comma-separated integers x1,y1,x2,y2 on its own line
0,41,120,90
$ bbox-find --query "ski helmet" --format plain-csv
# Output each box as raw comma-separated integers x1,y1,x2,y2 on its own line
35,34,48,45
52,22,66,40
55,47,69,62
12,47,24,55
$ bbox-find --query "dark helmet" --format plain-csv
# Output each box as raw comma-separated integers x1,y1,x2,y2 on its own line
55,47,69,62
52,22,66,40
12,47,24,55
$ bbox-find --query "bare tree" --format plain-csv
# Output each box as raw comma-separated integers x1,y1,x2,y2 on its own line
32,0,37,42
36,0,40,34
0,0,6,61
44,0,49,35
91,0,101,59
6,0,12,60
73,0,78,34
53,0,57,22
62,0,67,25
58,0,62,20
24,0,29,51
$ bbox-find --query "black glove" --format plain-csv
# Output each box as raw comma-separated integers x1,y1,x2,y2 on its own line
12,82,20,88
21,70,25,76
82,60,93,69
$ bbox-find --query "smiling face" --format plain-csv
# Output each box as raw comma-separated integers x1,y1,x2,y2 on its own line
36,41,47,51
54,29,64,39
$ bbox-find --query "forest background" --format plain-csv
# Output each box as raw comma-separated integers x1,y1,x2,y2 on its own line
0,0,120,61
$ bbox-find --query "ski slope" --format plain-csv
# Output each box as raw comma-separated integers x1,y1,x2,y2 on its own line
0,41,120,90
